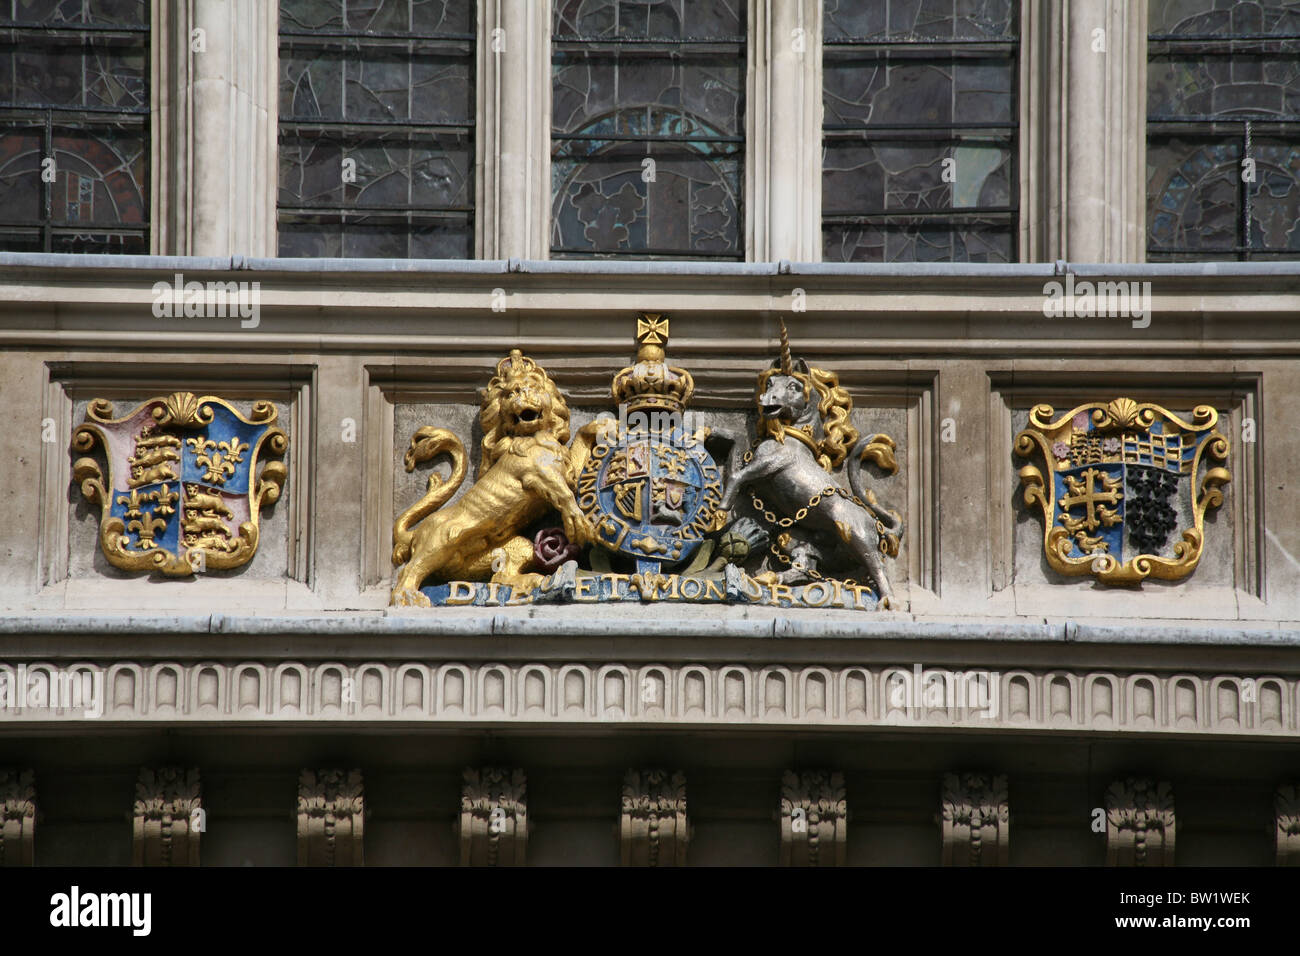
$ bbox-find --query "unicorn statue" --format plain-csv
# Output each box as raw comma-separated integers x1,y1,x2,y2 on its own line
718,320,905,608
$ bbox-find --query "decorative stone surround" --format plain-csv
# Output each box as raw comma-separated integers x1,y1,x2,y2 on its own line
460,767,527,867
941,772,1009,866
0,661,1294,737
780,771,846,867
621,769,688,867
0,769,34,866
1106,778,1176,867
297,769,364,867
134,767,201,866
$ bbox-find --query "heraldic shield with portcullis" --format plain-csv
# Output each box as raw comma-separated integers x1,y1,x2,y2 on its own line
1015,398,1230,585
389,315,906,612
72,392,288,575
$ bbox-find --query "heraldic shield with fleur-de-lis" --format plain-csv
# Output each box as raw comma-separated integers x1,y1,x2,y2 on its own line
1015,398,1231,585
72,392,288,576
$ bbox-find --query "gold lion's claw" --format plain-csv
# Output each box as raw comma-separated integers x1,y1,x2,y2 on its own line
389,587,432,608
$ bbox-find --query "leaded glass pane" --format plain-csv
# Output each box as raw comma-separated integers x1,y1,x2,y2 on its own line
1146,1,1300,259
824,0,1017,42
822,1,1018,262
551,0,745,259
0,0,149,253
277,0,475,258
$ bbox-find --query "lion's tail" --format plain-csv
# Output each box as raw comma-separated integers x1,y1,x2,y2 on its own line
391,427,467,566
847,434,904,557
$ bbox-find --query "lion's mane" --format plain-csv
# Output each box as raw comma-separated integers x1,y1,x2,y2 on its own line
478,350,573,478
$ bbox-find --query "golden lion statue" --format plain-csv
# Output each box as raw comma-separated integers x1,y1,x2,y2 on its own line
390,350,603,607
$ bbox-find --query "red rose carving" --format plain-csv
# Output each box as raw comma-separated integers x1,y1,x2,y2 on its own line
533,527,580,572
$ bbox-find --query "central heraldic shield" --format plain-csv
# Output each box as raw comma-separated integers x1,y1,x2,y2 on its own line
579,420,722,570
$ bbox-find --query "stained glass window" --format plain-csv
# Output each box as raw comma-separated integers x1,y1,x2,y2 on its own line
1147,1,1300,260
278,0,475,258
0,0,150,253
822,0,1018,262
551,0,745,259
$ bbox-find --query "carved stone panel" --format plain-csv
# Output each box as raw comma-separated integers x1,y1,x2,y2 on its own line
780,770,846,867
1276,785,1300,866
621,769,688,866
0,770,35,866
1105,778,1175,866
460,767,527,866
134,767,201,866
297,769,364,867
941,772,1009,866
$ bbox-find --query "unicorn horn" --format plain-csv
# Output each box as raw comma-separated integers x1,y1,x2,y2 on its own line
778,318,793,375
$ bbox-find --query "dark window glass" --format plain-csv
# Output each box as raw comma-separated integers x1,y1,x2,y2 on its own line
0,0,150,253
278,0,474,258
1147,1,1300,260
822,0,1018,262
551,0,745,259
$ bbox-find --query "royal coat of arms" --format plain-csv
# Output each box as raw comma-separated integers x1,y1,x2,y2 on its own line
578,315,723,573
72,392,288,575
1015,398,1230,584
390,315,903,612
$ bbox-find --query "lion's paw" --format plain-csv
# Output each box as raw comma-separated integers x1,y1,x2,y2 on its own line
389,587,433,608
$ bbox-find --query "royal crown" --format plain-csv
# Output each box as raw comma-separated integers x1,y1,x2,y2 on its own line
611,314,695,415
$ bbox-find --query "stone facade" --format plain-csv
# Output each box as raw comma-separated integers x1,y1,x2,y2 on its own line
0,0,1298,866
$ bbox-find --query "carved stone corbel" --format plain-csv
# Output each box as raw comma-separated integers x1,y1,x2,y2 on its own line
779,771,846,867
621,769,688,866
134,767,201,866
1105,778,1175,866
0,770,35,866
1276,785,1300,866
941,772,1009,866
297,769,364,866
460,767,527,866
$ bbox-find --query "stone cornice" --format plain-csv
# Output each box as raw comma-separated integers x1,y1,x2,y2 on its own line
2,612,1298,644
0,257,1298,355
0,614,1298,674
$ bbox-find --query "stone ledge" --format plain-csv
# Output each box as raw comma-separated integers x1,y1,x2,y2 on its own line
1,611,1298,646
3,253,1300,281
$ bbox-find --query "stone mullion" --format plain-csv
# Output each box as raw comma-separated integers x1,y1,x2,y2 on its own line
748,0,822,262
1019,0,1064,261
151,0,188,255
161,0,278,257
1062,0,1147,262
478,0,551,259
